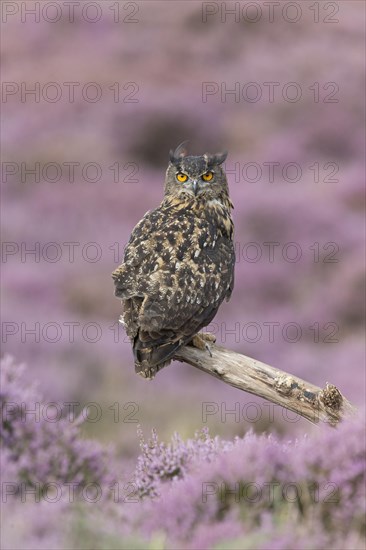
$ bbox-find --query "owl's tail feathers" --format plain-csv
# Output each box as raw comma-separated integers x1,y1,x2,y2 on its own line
133,335,182,379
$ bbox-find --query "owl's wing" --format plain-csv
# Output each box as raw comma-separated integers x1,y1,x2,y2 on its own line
112,207,234,366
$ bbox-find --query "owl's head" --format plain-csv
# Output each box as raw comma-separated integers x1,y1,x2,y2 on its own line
164,142,230,205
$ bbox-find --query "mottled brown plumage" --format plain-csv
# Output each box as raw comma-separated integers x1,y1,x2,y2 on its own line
112,144,235,378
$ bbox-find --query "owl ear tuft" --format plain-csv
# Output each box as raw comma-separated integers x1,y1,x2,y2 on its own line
213,151,228,165
169,141,189,164
204,151,228,167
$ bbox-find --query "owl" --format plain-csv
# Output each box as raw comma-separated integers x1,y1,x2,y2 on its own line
112,143,235,379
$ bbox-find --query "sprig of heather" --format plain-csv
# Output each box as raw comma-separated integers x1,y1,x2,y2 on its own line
134,425,234,498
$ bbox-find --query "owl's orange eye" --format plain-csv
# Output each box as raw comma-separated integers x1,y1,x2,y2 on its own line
202,171,214,182
176,172,188,183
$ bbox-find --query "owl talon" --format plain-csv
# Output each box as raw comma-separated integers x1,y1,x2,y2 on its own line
205,343,213,358
191,333,216,357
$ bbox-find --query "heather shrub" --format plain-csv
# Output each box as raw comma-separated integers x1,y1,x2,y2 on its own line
0,355,115,492
139,417,366,549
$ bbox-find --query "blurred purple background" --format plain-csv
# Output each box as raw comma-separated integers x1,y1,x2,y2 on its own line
2,0,365,456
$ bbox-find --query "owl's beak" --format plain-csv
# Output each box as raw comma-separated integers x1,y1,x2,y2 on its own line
191,180,198,195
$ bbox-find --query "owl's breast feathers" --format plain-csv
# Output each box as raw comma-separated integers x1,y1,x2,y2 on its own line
112,196,235,376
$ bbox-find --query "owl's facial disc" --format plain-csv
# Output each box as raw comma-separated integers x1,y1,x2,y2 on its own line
167,150,228,201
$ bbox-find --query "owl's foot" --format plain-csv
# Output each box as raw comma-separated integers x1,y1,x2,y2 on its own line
191,332,216,357
135,359,172,380
136,365,156,380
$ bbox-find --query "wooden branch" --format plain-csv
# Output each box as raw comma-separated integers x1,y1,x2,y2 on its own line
171,343,355,426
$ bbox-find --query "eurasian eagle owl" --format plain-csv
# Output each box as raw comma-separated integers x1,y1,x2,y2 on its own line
112,143,235,379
